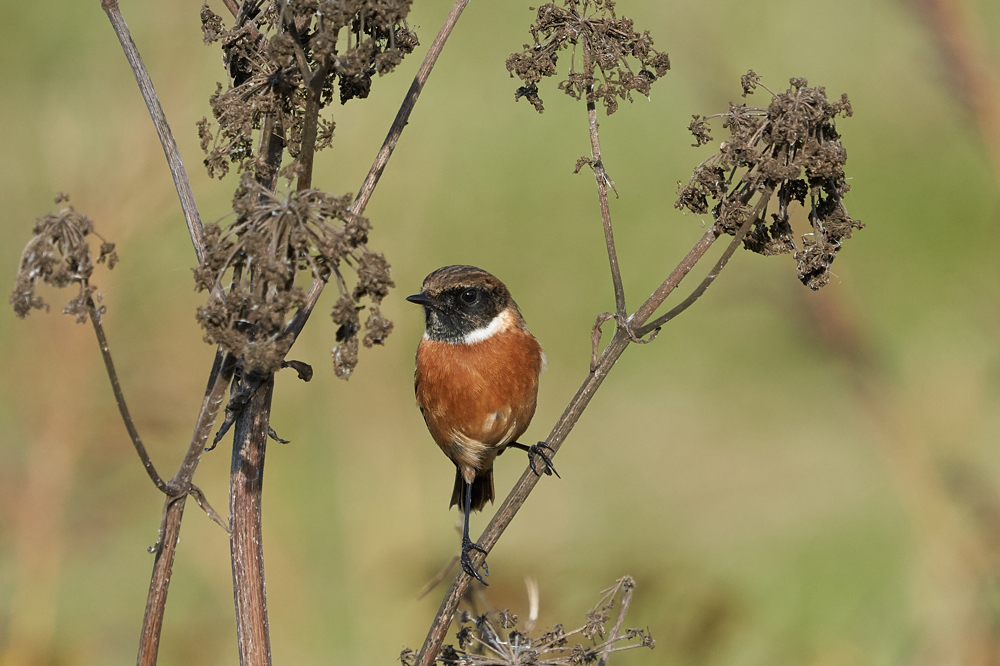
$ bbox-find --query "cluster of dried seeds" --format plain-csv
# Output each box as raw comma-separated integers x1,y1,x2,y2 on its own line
506,0,670,114
10,193,117,323
676,73,860,289
198,0,418,180
194,175,393,376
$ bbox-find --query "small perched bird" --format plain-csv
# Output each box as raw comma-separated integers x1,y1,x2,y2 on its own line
407,265,556,583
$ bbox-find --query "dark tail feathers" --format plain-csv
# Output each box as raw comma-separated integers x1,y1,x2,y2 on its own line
450,467,494,512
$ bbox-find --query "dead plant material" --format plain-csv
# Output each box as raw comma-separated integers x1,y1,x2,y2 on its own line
676,72,860,290
506,0,670,114
10,193,118,323
198,0,418,180
409,576,652,665
193,177,392,375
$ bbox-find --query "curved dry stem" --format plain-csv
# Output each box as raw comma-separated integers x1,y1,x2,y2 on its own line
87,299,166,492
101,0,205,263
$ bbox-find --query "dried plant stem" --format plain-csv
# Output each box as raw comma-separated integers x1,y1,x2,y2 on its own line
295,65,331,192
628,227,719,329
584,64,626,318
136,495,186,666
634,187,773,338
137,352,235,666
229,374,275,666
596,577,635,666
87,299,166,491
101,0,204,262
415,180,774,666
283,0,472,337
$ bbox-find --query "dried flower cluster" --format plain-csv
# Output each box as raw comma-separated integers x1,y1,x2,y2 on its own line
402,577,653,665
10,193,118,323
194,175,393,376
676,73,860,290
198,0,418,180
506,0,670,114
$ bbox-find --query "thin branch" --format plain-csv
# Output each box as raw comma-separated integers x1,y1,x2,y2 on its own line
87,299,167,492
627,227,719,329
633,186,774,338
355,0,473,215
100,0,205,263
295,63,331,192
584,43,626,320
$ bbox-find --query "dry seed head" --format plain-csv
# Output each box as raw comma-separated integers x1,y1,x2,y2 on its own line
193,177,393,376
676,73,860,290
10,194,118,323
506,0,670,114
413,576,653,665
198,0,417,180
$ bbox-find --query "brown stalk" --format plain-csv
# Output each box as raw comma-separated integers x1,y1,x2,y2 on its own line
137,351,236,666
229,374,276,666
583,43,627,320
634,187,773,338
87,298,167,492
295,63,331,192
101,7,245,659
101,0,205,263
414,181,769,665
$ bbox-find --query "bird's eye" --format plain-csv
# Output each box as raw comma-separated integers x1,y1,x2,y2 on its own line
460,289,478,304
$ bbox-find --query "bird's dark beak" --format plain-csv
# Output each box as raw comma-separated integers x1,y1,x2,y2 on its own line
406,292,438,308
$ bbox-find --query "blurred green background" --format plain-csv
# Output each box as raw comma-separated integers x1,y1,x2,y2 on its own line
2,0,1000,664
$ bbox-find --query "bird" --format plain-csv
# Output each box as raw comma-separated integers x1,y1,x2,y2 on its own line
407,265,557,584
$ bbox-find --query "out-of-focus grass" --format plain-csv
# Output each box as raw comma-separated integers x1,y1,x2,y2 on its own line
1,1,998,665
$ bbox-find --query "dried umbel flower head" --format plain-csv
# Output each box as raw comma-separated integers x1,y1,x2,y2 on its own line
676,73,861,290
198,0,418,180
194,176,393,376
10,193,118,323
506,0,671,114
410,576,653,665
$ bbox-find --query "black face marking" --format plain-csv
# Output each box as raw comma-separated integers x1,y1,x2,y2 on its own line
421,285,505,343
408,266,516,344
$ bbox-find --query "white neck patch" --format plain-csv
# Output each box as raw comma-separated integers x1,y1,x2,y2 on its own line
438,307,515,345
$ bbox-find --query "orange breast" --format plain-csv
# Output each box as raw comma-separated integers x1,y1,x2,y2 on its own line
415,329,543,476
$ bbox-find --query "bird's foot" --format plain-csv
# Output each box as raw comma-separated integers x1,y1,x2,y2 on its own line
509,441,560,478
461,536,489,585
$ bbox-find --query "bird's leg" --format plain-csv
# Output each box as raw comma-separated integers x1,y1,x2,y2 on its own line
506,441,560,478
461,479,489,585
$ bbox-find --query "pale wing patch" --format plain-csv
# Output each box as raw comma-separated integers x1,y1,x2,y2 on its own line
539,350,548,373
